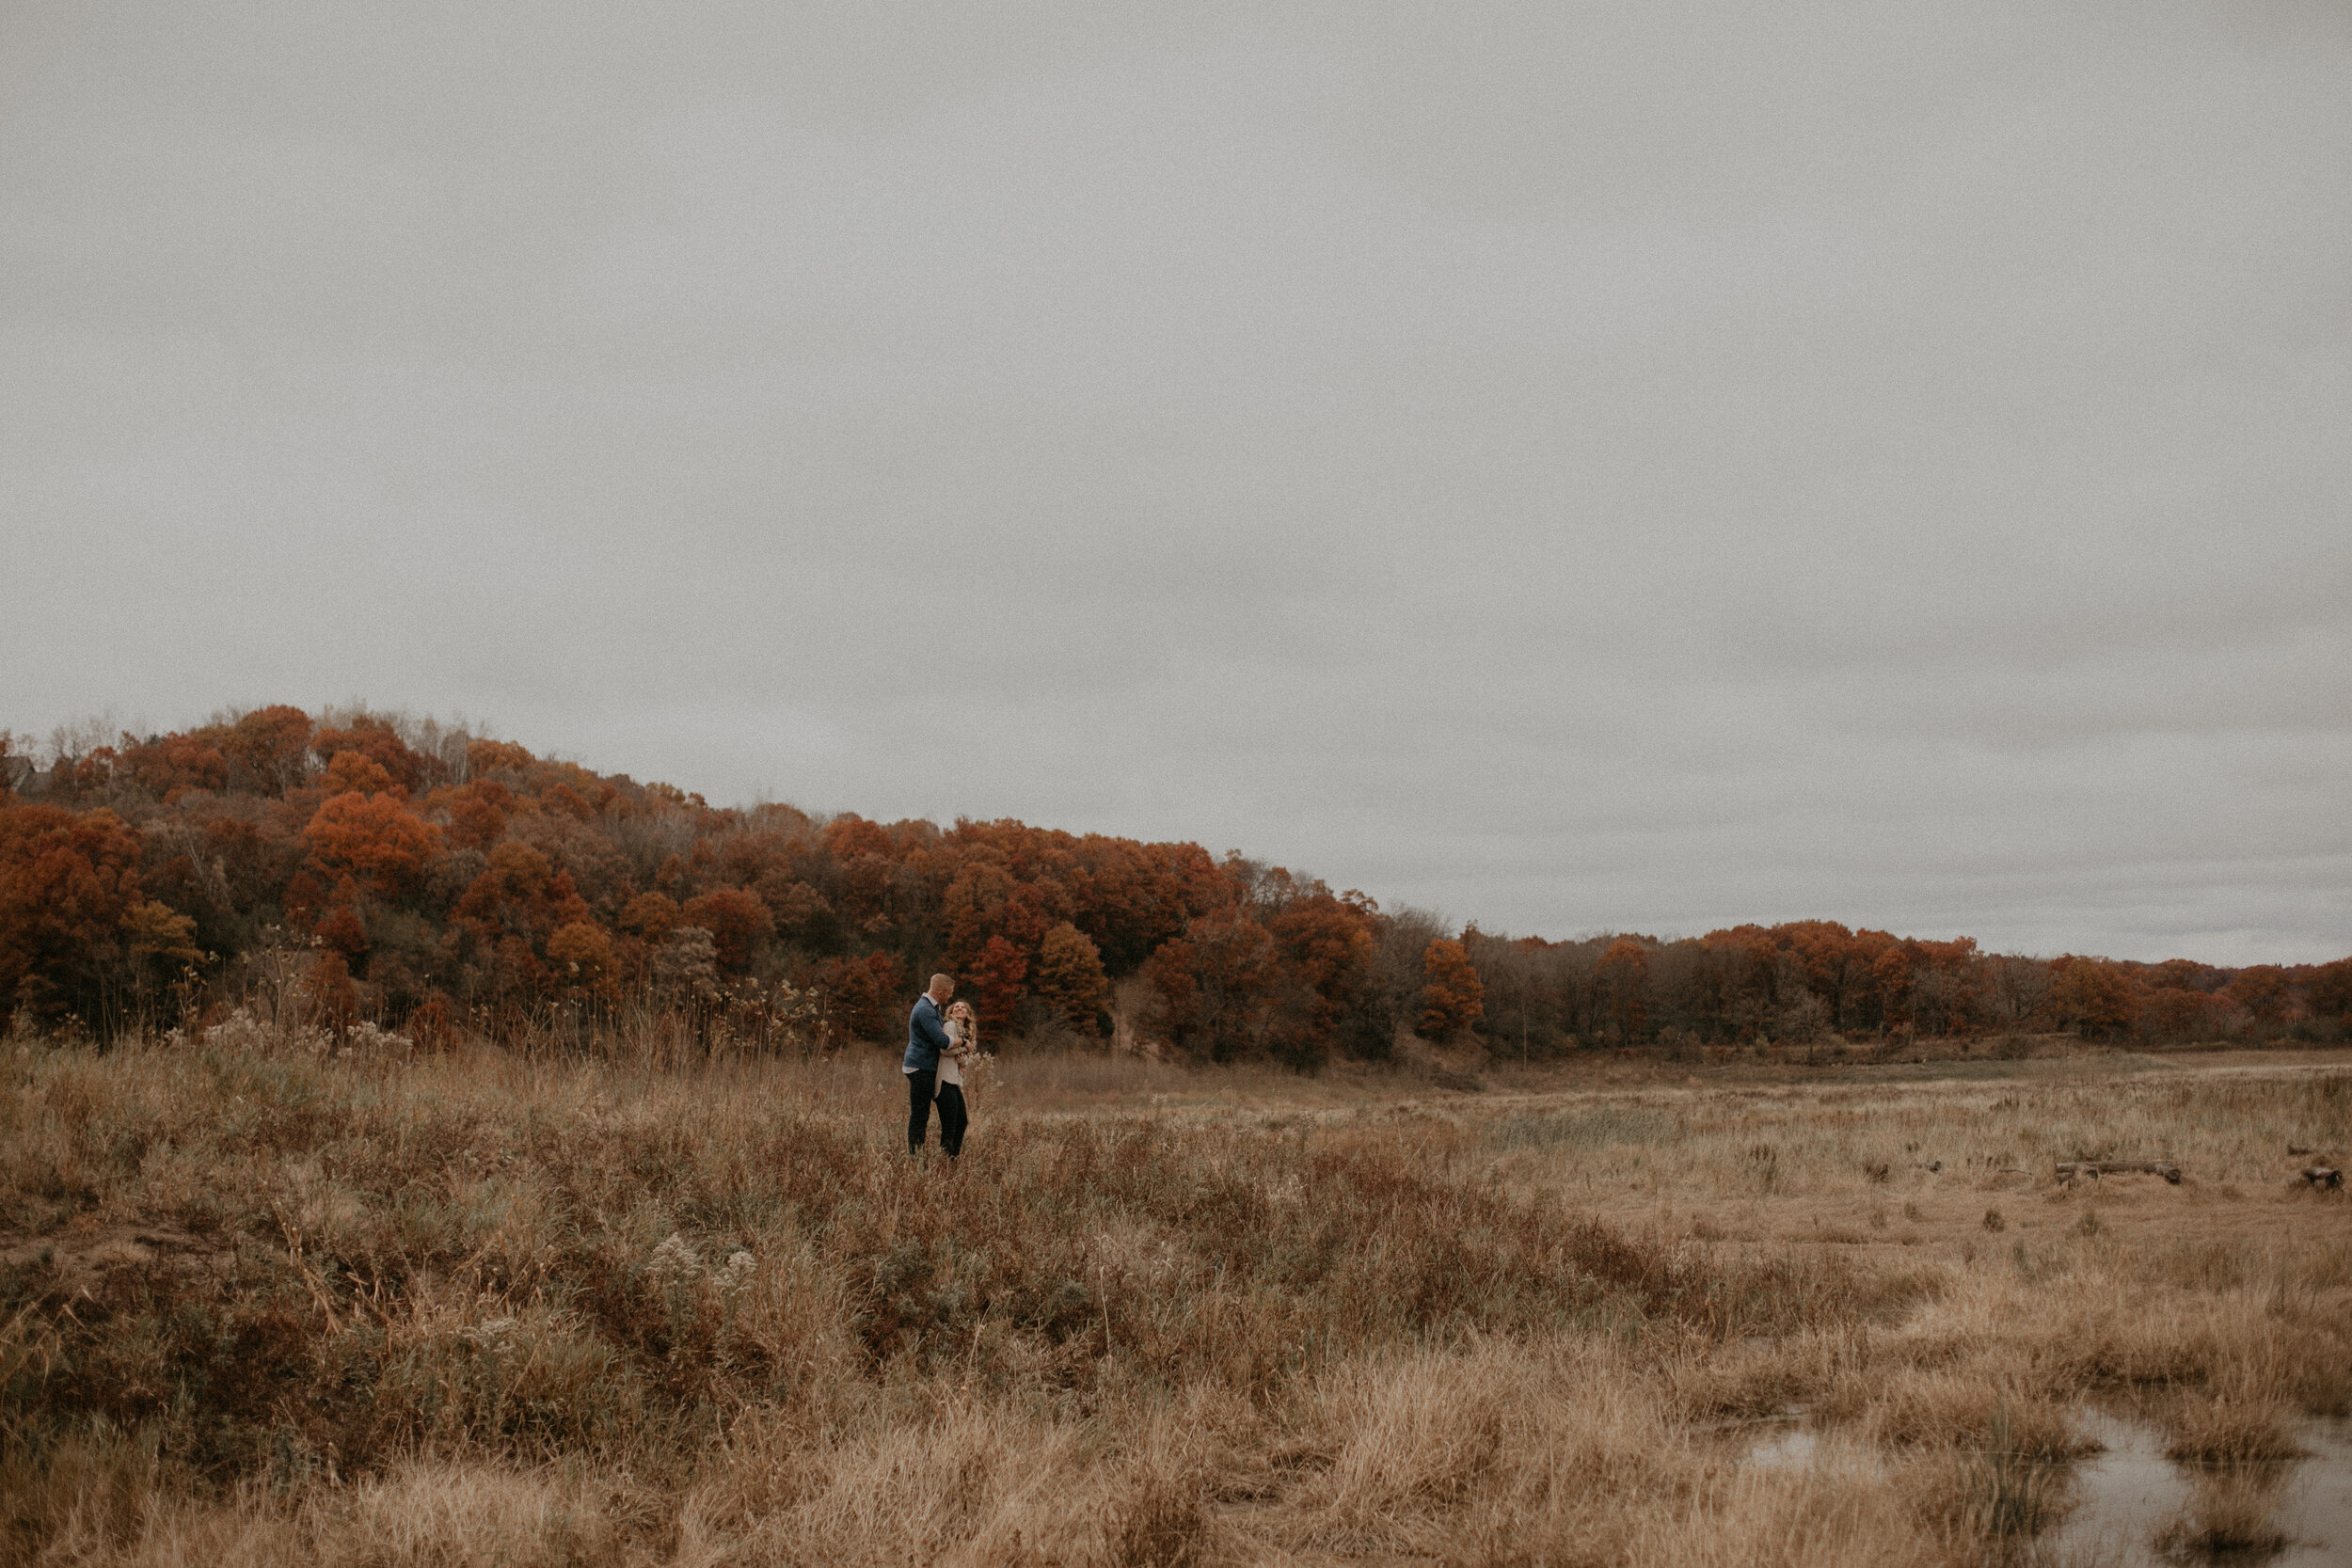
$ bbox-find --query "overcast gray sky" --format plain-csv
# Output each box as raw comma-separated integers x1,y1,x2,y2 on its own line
6,1,2349,963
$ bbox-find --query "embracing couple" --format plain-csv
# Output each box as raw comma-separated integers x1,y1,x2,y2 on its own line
903,973,981,1157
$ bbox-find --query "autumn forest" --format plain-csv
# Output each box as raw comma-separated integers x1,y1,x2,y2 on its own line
3,705,2345,1059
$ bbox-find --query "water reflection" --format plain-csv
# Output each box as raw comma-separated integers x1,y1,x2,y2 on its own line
1738,1407,2352,1565
1744,1424,1820,1470
2047,1411,2352,1568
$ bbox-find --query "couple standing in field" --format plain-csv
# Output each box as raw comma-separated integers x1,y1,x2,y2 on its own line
903,973,982,1156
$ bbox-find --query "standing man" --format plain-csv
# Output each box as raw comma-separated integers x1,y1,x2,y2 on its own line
904,973,956,1154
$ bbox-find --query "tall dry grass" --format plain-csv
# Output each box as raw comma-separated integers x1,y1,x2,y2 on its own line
3,1028,2346,1565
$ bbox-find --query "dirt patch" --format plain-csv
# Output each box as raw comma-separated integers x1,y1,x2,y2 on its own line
0,1222,236,1301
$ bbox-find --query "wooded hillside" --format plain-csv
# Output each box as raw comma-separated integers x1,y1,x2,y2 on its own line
3,707,2345,1058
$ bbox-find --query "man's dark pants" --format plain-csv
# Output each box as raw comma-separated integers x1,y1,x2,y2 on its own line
907,1069,936,1151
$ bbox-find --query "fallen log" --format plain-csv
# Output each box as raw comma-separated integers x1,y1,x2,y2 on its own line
2056,1159,2181,1185
2301,1165,2343,1191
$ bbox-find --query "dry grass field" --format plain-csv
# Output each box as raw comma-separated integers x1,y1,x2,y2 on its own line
3,1030,2347,1566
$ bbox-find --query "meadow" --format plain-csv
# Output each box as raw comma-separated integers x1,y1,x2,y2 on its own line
3,1026,2347,1567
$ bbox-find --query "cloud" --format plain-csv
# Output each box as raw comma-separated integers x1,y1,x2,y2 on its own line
4,0,2348,961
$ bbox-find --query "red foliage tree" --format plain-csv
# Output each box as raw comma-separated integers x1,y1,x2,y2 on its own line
541,783,596,821
816,949,905,1040
824,817,899,928
450,841,595,1000
1595,938,1650,1041
680,887,772,974
1776,921,1866,1030
2225,965,2290,1024
119,733,229,801
1144,909,1282,1061
221,705,314,795
0,803,148,1022
941,847,1059,979
971,934,1028,1034
2137,986,2213,1042
434,780,513,851
2310,958,2352,1022
306,950,359,1030
314,900,369,960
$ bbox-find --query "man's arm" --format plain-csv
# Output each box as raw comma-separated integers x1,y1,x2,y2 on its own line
911,999,953,1055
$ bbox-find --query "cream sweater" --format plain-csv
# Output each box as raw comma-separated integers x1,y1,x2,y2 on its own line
939,1019,969,1086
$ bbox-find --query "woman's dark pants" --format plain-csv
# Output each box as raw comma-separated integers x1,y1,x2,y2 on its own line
935,1084,968,1157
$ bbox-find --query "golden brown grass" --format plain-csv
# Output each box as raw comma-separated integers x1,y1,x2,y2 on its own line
3,1030,2346,1565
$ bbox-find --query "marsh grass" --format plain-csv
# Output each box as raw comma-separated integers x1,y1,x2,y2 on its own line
3,1033,2348,1565
2158,1465,2295,1558
2162,1399,2303,1465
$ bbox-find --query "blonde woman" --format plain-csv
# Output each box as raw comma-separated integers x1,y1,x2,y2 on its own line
935,999,985,1157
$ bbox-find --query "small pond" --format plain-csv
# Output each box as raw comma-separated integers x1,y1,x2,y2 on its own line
2046,1409,2352,1567
1741,1407,2352,1563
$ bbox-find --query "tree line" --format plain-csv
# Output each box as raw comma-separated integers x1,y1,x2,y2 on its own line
3,706,2346,1059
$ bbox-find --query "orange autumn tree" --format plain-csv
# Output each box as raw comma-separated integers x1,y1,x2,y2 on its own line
1417,936,1485,1039
219,705,315,796
2046,955,2137,1039
546,920,619,997
1270,892,1379,1043
1030,920,1109,1034
304,791,443,901
452,840,595,999
434,780,514,851
310,714,438,796
320,751,398,798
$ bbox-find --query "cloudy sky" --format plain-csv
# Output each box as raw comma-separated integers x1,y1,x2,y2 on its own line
6,1,2349,963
